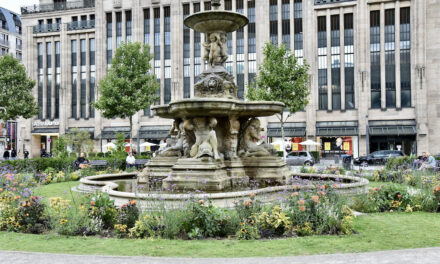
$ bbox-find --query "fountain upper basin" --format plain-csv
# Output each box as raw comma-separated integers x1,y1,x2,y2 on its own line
184,11,249,33
151,98,285,119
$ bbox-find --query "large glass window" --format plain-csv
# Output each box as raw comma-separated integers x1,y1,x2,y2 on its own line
71,40,77,118
331,15,341,110
154,7,161,104
269,0,278,45
294,0,303,64
385,9,395,108
37,43,43,119
281,0,290,48
400,7,411,108
248,0,256,85
370,11,381,109
183,4,190,98
193,3,201,83
164,6,171,104
116,12,122,48
106,13,112,67
236,0,244,99
144,9,150,46
318,16,327,110
89,38,95,118
55,41,60,119
344,13,355,109
80,39,86,118
46,42,52,119
126,10,132,43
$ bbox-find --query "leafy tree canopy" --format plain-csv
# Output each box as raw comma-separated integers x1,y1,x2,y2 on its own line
93,42,159,119
0,54,39,121
246,42,310,114
65,128,94,155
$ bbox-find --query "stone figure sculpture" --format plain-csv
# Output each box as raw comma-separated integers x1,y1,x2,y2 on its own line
203,32,228,67
225,116,241,159
157,120,185,157
185,117,221,160
239,118,277,157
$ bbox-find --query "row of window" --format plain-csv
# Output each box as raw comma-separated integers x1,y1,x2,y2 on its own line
370,7,411,109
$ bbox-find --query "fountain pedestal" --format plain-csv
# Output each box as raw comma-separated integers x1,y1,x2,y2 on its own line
138,0,290,191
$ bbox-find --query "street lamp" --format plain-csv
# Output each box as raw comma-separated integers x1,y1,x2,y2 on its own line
365,115,369,155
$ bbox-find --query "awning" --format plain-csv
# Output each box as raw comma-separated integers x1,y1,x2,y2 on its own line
368,120,417,136
267,122,306,137
316,121,358,136
66,127,95,139
369,126,417,136
32,128,59,134
100,126,130,139
138,125,171,140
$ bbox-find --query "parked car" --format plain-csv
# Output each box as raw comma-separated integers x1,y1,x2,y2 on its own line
353,150,404,166
286,151,315,166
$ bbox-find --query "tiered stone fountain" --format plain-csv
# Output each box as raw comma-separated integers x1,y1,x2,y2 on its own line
76,0,368,209
138,0,290,191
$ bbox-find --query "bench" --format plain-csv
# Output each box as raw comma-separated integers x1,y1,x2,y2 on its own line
435,160,440,172
135,159,150,168
89,160,108,170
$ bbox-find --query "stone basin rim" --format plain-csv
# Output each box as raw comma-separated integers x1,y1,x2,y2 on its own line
184,11,249,33
77,172,369,201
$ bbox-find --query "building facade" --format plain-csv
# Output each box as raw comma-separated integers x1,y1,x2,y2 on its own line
0,7,22,156
19,0,440,158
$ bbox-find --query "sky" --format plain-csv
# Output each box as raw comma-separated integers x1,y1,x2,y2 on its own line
1,0,40,14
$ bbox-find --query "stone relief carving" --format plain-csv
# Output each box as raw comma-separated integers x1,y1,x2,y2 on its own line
184,117,221,160
238,118,277,157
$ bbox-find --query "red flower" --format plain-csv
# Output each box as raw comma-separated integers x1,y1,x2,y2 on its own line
90,201,95,206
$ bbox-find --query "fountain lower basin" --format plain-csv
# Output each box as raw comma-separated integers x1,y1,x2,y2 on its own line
75,172,369,211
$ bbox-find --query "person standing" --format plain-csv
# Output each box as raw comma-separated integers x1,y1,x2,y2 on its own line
23,150,29,159
3,150,9,160
126,152,136,169
10,149,16,160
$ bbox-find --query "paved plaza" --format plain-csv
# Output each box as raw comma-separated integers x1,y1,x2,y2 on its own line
1,247,439,264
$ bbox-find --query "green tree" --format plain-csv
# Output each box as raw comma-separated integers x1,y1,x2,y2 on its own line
65,128,94,155
52,135,69,158
93,42,159,152
246,43,310,158
0,54,39,121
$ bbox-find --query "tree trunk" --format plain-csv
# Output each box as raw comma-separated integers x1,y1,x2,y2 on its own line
129,115,133,154
280,112,286,160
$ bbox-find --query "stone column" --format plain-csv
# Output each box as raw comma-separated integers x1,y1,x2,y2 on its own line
277,0,282,45
160,5,165,105
76,35,80,119
189,3,195,97
60,23,68,134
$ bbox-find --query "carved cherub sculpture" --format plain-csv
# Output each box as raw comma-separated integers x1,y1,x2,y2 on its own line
203,32,228,67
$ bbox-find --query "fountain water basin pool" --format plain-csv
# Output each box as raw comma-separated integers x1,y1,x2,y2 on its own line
75,172,368,210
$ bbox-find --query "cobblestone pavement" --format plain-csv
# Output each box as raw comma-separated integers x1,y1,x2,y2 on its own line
1,247,439,264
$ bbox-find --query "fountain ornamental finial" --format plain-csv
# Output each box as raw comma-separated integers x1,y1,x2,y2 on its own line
211,0,221,10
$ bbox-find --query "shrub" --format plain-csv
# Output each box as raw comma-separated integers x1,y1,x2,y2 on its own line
352,184,438,213
256,205,291,237
236,220,260,240
385,156,415,171
182,200,231,239
16,196,48,233
234,195,261,222
286,188,352,236
87,192,118,229
117,200,139,229
129,214,164,238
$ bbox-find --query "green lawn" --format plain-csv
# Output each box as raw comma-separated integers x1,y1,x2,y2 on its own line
33,181,81,202
0,212,439,257
367,181,409,189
